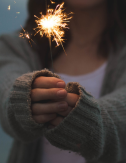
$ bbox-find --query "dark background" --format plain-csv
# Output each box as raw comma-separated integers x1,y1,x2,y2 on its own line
0,0,27,162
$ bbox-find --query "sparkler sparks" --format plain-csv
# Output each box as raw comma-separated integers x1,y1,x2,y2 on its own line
50,0,55,4
19,26,34,47
34,2,72,52
8,5,11,10
19,1,72,73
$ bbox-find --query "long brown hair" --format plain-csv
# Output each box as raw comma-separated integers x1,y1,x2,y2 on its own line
23,0,126,69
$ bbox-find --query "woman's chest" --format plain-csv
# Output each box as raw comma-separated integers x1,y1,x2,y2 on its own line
53,52,107,76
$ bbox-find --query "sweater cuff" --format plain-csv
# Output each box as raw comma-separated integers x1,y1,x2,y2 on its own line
9,69,60,142
44,82,104,162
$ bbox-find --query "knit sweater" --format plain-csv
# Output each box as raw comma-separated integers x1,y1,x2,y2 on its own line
0,33,126,163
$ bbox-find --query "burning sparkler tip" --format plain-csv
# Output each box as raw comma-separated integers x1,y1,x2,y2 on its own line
34,2,72,49
19,2,72,55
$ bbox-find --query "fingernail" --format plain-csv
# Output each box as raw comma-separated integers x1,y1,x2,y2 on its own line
57,82,66,88
57,89,66,98
58,102,68,110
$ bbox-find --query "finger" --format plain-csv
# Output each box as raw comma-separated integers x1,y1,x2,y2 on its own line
57,106,73,117
32,101,68,115
65,93,79,107
31,88,67,102
32,76,66,89
32,114,57,124
50,116,64,126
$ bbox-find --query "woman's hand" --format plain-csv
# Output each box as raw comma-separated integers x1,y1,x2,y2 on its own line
50,93,79,127
31,76,79,127
31,76,68,124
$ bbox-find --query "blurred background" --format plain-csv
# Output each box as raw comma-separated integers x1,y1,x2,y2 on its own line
0,0,28,162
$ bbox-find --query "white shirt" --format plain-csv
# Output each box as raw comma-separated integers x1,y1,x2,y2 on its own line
41,62,107,163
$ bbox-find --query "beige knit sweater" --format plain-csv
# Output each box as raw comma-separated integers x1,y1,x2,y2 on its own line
0,33,126,163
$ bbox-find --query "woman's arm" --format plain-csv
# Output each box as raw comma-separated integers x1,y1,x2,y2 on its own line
0,34,44,142
0,34,66,143
44,80,126,163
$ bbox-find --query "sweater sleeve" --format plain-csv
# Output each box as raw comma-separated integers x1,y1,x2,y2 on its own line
7,69,60,142
44,82,126,163
0,34,59,142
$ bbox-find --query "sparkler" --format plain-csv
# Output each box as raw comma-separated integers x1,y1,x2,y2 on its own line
19,26,34,47
19,1,72,72
34,2,72,55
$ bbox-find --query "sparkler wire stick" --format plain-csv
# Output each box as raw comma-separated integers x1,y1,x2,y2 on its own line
49,37,54,73
46,0,54,74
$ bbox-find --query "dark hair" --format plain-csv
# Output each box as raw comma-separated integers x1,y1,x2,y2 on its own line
23,0,126,69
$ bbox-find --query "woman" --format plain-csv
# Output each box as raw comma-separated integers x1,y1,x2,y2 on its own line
0,0,126,162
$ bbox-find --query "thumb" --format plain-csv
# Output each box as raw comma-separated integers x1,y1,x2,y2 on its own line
65,93,79,107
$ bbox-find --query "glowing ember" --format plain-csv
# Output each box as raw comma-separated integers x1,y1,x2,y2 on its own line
8,5,11,10
19,26,34,47
50,0,55,4
34,2,72,47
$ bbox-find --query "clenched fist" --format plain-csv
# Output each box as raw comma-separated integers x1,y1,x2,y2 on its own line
31,76,79,127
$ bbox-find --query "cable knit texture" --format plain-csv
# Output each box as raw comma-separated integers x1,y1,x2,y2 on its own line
0,33,126,163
